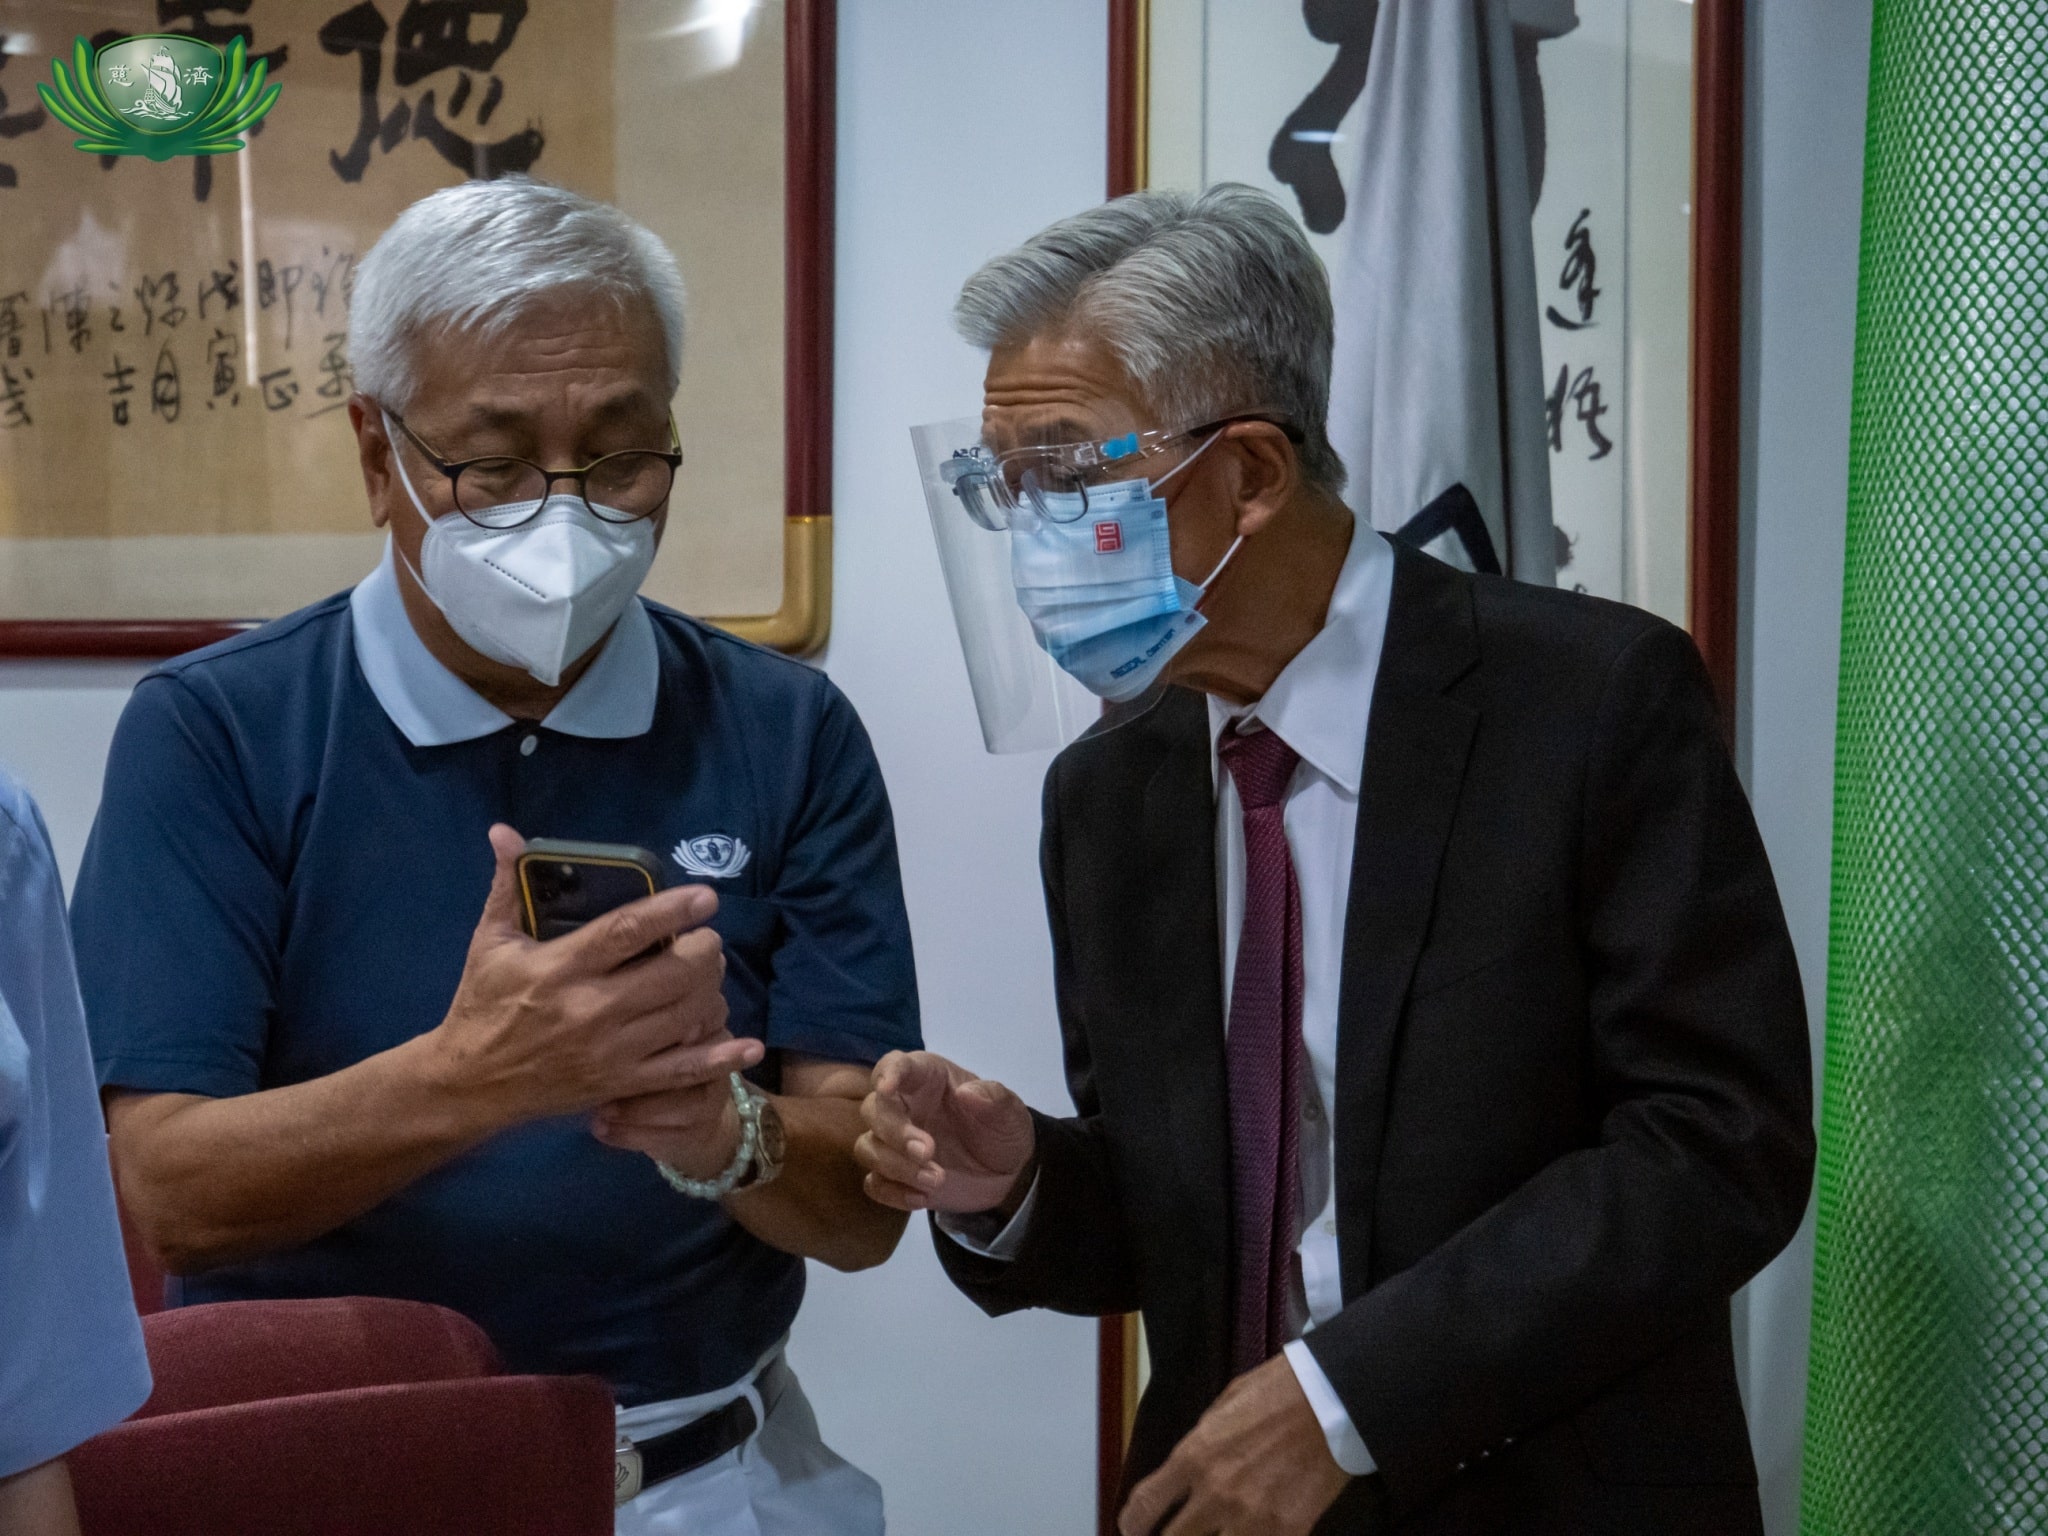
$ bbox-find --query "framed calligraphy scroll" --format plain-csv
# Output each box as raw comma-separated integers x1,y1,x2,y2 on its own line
1107,0,1741,714
1099,0,1743,1525
0,0,834,657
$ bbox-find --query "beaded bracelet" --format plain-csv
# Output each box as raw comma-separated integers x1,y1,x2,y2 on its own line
655,1072,760,1201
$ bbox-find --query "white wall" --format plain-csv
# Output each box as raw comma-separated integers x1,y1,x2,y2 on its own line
0,4,1108,1534
1732,2,1872,1533
0,661,147,880
790,2,1105,1532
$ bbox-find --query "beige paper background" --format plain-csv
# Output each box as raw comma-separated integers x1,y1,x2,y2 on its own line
0,0,786,620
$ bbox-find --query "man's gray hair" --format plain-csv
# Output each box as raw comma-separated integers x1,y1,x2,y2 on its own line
954,184,1344,491
350,177,686,411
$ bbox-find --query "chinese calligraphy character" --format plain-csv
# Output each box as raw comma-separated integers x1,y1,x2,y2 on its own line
1267,2,1377,235
134,272,189,336
1544,210,1601,332
105,355,137,425
306,250,357,321
1545,364,1613,462
0,363,31,428
198,264,242,320
0,44,49,191
320,0,543,185
257,259,308,346
1267,8,1567,238
55,288,92,354
315,333,353,399
1553,523,1577,574
151,342,182,423
107,64,133,86
206,329,240,406
259,365,299,411
185,64,214,85
0,292,28,360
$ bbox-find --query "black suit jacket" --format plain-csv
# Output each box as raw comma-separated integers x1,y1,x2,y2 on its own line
936,541,1815,1534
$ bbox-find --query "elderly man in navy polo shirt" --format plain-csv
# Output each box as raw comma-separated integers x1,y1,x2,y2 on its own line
69,178,919,1534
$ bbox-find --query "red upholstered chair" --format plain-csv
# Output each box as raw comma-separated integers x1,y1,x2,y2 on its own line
69,1297,616,1536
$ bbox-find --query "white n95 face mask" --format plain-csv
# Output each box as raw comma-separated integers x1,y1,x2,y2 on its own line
384,412,658,687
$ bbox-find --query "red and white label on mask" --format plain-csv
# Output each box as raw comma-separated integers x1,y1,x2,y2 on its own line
1095,521,1124,554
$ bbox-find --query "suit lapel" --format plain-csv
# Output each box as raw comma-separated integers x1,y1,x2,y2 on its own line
1333,546,1480,1293
1134,689,1234,1392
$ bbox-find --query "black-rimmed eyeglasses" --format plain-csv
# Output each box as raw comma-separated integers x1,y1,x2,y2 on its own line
388,411,684,529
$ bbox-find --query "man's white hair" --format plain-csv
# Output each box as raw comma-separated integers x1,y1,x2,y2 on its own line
349,176,686,411
953,183,1344,492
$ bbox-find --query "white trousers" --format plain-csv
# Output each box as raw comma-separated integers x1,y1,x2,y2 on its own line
614,1351,883,1536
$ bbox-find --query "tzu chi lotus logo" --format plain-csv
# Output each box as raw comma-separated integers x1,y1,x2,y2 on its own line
37,34,281,162
673,835,752,881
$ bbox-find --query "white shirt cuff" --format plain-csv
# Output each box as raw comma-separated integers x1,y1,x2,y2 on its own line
932,1172,1040,1260
1282,1338,1377,1477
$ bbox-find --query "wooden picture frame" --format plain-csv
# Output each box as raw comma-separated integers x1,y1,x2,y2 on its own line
1097,0,1745,1523
0,0,835,659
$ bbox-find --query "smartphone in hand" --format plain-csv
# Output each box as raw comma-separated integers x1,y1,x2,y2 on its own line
516,839,668,941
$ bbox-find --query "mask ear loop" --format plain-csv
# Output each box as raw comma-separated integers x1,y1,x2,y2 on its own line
381,411,440,532
1150,429,1242,604
1197,534,1245,593
380,410,449,601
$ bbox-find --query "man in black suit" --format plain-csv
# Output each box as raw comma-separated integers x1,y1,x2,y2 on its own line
860,184,1813,1535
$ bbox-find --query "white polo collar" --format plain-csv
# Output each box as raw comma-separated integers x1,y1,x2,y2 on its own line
349,541,659,748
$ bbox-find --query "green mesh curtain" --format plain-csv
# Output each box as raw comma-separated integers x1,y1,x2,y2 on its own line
1801,2,2048,1531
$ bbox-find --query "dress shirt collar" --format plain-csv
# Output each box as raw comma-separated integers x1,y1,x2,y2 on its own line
1207,521,1396,795
349,540,659,748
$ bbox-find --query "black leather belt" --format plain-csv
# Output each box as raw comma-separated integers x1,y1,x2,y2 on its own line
614,1395,759,1505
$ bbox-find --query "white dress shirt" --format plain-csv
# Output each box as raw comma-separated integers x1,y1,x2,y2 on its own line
943,522,1394,1479
1210,522,1393,1477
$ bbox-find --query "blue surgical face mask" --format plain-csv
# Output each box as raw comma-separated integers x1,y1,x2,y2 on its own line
1008,433,1242,701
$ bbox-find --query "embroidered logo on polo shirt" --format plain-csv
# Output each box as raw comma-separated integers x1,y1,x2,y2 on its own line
673,834,751,880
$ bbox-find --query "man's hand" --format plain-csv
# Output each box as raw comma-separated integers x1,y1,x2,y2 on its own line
855,1050,1036,1214
590,1073,744,1181
103,826,763,1277
426,825,762,1132
1119,1355,1351,1536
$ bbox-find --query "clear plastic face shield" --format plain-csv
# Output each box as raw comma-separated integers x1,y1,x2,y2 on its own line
912,410,1294,753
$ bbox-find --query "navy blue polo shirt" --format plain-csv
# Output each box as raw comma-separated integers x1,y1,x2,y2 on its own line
71,550,921,1406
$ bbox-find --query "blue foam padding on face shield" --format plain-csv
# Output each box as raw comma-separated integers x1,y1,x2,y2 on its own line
1100,433,1140,461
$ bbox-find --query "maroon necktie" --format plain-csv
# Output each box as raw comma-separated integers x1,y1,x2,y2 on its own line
1218,721,1306,1376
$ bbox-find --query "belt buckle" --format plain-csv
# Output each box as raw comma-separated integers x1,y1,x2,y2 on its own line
614,1435,644,1506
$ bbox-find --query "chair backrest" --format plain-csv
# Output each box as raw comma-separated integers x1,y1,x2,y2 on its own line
134,1296,504,1419
73,1373,617,1536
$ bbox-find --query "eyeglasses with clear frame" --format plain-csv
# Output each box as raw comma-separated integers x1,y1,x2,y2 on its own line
941,411,1306,530
386,410,685,529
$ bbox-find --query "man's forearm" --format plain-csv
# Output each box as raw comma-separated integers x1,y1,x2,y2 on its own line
0,1458,81,1536
726,1074,907,1272
109,1033,501,1274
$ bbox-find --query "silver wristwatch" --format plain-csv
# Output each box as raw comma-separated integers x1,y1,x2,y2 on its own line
656,1073,786,1200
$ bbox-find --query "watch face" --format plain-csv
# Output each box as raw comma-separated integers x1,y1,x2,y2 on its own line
757,1095,787,1170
